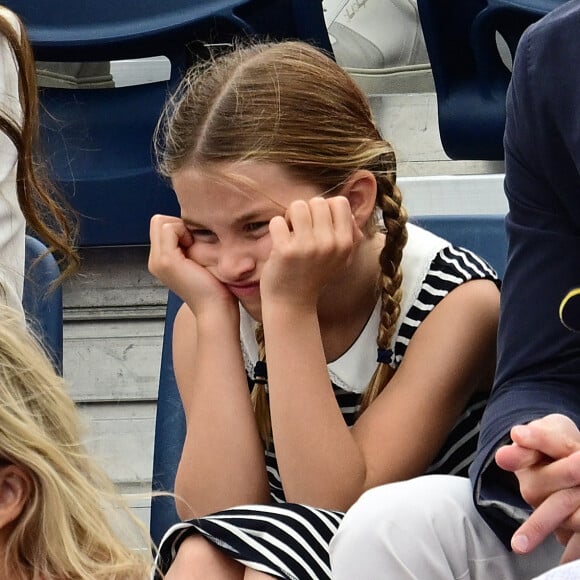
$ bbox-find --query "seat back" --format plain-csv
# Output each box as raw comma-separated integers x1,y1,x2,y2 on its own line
23,235,63,373
4,0,331,246
417,0,565,160
413,214,508,277
150,290,185,546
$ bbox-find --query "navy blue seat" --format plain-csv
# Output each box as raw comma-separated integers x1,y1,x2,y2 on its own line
417,0,566,160
413,214,508,277
23,235,63,373
150,214,508,545
3,1,331,246
150,290,185,547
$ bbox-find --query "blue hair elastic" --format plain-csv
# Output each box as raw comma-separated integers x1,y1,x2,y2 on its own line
253,360,268,385
377,348,394,365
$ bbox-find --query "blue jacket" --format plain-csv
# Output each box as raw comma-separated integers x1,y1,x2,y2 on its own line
469,0,580,548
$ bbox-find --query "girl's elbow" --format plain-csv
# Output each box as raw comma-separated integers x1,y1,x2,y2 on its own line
173,474,197,520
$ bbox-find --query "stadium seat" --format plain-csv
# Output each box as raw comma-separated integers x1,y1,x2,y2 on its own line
417,0,566,160
150,290,186,547
3,0,331,246
413,214,508,277
23,235,63,373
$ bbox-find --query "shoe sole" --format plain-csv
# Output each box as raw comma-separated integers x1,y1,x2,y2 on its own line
344,64,434,94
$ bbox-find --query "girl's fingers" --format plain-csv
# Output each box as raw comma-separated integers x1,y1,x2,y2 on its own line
284,196,356,239
149,214,194,280
158,220,188,254
285,199,313,236
284,198,337,256
150,215,184,249
271,197,359,265
326,196,356,236
268,214,291,247
309,196,335,230
149,214,176,268
309,197,340,252
149,214,170,248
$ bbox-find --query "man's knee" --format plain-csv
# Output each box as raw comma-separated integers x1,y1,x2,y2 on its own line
335,475,473,540
330,476,476,579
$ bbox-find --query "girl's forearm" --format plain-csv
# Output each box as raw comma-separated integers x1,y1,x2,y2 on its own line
262,304,366,511
175,313,269,517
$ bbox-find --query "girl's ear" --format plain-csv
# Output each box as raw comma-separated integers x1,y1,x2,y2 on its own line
340,170,378,229
0,464,31,530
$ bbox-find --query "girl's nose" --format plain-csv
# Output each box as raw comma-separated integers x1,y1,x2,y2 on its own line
216,245,256,281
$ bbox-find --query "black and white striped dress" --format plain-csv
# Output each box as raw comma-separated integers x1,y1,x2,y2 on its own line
153,224,499,579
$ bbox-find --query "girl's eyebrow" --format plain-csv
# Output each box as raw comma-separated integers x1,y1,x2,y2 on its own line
181,217,207,229
182,210,274,229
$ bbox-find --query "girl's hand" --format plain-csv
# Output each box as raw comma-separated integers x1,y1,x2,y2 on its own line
148,214,236,313
260,196,363,308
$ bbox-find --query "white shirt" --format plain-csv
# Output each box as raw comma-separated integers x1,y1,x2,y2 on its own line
0,7,24,315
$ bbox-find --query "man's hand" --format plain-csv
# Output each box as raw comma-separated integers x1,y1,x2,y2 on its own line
496,414,580,562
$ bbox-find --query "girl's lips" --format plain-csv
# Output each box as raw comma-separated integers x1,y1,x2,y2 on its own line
226,282,260,298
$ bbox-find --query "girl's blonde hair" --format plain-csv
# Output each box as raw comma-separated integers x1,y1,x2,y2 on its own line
0,9,79,281
156,41,408,444
0,305,152,579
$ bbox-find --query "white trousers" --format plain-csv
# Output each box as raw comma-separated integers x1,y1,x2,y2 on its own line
330,475,563,580
533,560,580,579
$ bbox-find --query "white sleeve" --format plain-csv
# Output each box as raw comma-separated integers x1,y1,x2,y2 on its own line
0,7,25,315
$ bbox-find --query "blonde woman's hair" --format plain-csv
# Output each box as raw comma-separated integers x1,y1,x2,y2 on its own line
0,305,153,579
156,40,408,444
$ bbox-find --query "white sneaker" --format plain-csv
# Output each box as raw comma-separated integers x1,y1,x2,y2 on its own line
323,0,434,94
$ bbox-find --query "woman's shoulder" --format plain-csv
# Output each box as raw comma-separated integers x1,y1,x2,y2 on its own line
0,7,21,39
0,4,22,131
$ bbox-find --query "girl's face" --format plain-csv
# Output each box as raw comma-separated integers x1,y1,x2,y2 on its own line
172,161,325,317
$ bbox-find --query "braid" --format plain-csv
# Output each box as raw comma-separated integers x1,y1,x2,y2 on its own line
250,155,407,424
359,153,408,413
251,323,271,445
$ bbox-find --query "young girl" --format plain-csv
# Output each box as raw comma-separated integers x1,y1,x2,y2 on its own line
0,303,152,579
0,5,78,314
148,40,500,579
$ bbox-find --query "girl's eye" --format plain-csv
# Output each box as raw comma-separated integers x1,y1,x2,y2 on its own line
245,222,270,234
189,229,217,241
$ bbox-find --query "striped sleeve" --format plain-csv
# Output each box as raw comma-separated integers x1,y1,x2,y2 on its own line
393,245,500,366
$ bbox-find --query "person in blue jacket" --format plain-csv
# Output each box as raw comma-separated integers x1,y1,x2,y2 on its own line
330,1,580,578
